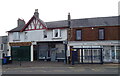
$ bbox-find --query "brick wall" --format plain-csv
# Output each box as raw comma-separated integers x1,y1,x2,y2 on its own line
68,26,120,41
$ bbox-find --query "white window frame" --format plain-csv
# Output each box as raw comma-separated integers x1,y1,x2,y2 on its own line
53,29,61,38
13,32,20,40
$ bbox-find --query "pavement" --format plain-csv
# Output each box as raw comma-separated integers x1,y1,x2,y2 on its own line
1,61,120,74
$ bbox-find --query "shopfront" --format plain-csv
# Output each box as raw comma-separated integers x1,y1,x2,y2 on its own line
103,46,120,63
70,45,120,64
71,47,103,64
9,42,32,61
68,41,120,63
36,42,66,62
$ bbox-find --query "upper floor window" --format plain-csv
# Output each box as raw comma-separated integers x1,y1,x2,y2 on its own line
53,29,61,38
43,30,47,38
24,32,28,40
76,30,82,40
0,44,3,50
13,32,20,40
99,28,105,40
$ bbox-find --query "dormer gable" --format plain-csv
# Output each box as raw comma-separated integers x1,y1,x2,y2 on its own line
20,16,47,32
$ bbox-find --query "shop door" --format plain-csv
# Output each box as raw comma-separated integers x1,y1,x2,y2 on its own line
72,51,78,63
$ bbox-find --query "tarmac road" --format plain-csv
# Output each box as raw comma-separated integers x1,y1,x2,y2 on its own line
1,61,120,74
2,65,119,74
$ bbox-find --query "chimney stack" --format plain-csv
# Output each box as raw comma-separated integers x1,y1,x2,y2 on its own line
68,12,71,26
34,9,39,18
17,18,25,26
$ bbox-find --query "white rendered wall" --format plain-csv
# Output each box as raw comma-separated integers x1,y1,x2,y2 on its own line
9,29,67,42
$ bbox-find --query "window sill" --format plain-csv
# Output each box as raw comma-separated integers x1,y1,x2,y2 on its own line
98,39,105,40
13,39,20,41
52,37,62,39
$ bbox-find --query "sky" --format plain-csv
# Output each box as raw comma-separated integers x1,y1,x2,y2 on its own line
0,0,119,36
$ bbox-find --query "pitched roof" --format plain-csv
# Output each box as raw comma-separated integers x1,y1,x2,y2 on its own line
8,16,120,32
45,20,68,28
8,24,25,32
8,16,46,32
70,16,119,28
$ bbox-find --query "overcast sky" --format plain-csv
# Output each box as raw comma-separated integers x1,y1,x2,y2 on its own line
0,0,119,36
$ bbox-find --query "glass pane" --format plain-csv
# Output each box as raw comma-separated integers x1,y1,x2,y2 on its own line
116,46,120,50
38,44,48,59
112,50,115,59
116,50,120,59
83,49,92,63
104,50,110,60
56,44,65,58
76,30,81,40
99,29,104,39
54,29,58,37
92,49,101,63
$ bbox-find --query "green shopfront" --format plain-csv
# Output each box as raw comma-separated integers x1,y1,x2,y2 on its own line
9,42,32,61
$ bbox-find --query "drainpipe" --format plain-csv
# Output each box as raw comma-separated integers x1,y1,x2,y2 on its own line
63,41,67,64
67,13,71,64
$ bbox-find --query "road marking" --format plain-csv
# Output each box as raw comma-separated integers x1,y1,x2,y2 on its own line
91,68,105,72
73,69,85,72
53,70,66,72
68,67,75,69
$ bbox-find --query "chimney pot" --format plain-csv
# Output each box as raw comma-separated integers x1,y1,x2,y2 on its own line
34,9,39,18
17,18,25,26
35,9,38,12
68,12,71,26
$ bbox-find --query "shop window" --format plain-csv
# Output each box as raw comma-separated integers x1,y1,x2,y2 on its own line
76,30,82,40
53,29,61,38
116,46,120,60
99,28,104,40
110,46,115,59
13,32,20,40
